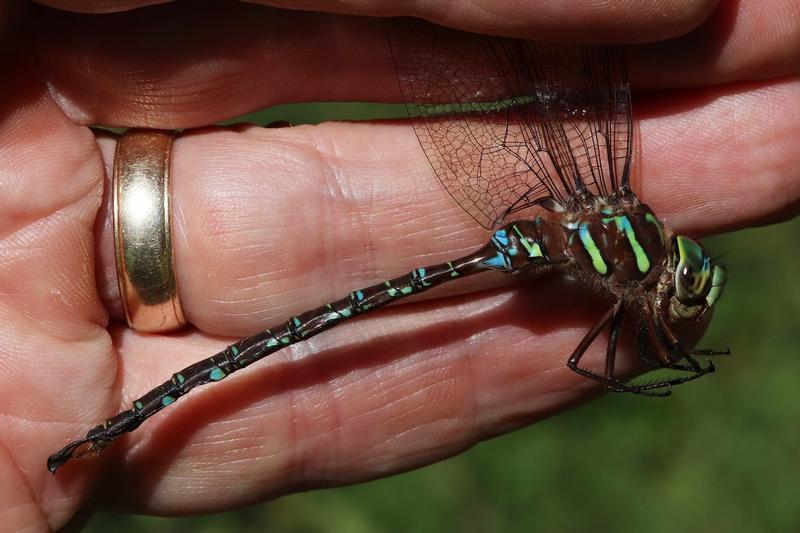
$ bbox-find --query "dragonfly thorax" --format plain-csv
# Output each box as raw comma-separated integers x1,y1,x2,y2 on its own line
560,204,669,287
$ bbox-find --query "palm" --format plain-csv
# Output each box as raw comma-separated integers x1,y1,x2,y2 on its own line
2,1,799,530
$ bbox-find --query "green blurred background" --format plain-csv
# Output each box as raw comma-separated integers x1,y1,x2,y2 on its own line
85,103,800,533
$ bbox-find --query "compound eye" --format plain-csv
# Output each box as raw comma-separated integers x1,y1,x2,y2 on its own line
674,236,712,305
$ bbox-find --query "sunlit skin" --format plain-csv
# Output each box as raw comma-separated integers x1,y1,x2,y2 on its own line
0,1,799,530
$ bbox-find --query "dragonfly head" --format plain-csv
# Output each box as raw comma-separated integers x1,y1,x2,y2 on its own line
667,235,726,320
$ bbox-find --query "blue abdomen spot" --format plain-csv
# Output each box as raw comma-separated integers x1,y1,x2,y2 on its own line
483,253,509,270
414,268,432,286
493,229,509,246
209,367,227,381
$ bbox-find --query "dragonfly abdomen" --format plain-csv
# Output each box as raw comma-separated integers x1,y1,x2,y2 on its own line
480,217,570,273
47,240,501,473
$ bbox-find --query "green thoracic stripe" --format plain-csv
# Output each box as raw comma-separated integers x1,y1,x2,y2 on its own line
604,215,651,273
578,223,608,275
645,212,665,244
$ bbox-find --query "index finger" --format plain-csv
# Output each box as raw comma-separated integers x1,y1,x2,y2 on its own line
30,1,800,128
36,0,717,42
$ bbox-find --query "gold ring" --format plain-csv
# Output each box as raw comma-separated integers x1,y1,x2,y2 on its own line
113,129,186,332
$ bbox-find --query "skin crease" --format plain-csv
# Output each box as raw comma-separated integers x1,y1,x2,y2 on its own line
0,0,797,530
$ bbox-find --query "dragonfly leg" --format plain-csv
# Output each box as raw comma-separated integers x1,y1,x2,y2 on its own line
691,347,731,356
605,322,675,397
653,311,719,372
602,308,673,397
622,310,716,392
603,303,625,383
635,319,667,369
635,348,714,390
567,301,670,397
567,300,619,381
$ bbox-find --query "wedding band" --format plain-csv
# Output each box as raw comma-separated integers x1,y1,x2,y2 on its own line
113,129,186,332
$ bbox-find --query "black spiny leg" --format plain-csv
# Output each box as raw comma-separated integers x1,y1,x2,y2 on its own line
567,301,670,397
567,300,619,384
603,304,625,381
653,312,719,374
625,311,716,392
603,305,675,396
654,312,729,362
691,347,731,356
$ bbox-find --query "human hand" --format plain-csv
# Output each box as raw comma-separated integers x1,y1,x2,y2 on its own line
2,0,798,529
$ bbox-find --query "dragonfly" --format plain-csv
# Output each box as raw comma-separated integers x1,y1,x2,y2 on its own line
47,19,728,474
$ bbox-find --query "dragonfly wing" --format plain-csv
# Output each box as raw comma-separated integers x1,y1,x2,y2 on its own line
388,19,633,228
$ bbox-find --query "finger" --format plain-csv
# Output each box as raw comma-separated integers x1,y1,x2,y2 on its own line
30,1,800,128
637,76,800,231
632,0,800,89
37,0,716,42
98,281,618,513
92,77,800,337
0,50,110,528
34,0,163,13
